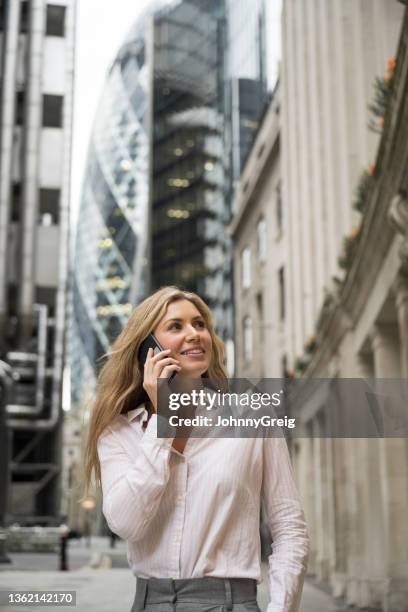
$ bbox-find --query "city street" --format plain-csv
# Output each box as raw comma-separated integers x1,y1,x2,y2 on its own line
0,537,339,611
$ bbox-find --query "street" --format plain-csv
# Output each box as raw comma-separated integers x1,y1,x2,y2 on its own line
0,537,339,611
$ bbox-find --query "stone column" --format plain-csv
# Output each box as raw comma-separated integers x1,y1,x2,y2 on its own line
296,425,317,574
394,274,408,378
312,413,332,582
371,323,408,611
329,437,349,599
344,436,366,606
344,355,384,608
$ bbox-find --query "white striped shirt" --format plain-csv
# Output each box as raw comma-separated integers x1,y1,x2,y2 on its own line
97,404,310,612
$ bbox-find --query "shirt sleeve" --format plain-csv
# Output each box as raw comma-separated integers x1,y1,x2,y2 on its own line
261,435,310,612
97,414,175,542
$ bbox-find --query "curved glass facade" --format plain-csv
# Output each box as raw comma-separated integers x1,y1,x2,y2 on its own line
71,14,151,404
71,0,268,403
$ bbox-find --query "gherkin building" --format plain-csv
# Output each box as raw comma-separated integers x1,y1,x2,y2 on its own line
72,0,267,407
71,13,151,405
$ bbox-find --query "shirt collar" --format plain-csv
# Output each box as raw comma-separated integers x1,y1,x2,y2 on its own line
126,404,148,423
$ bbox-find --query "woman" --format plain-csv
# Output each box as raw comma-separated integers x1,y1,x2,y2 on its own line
83,286,309,611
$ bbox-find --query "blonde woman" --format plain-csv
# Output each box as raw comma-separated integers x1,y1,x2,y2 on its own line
83,286,309,612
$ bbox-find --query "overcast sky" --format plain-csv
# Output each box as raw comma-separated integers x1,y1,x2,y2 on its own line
71,0,153,227
71,0,282,228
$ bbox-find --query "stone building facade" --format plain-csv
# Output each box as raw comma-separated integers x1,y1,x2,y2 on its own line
281,0,404,363
291,13,408,609
231,4,408,610
230,84,283,379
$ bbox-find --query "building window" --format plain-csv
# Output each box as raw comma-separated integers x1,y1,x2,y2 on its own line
243,316,253,362
257,218,266,262
276,181,282,232
35,287,56,317
278,267,285,321
16,91,25,125
0,1,5,31
256,292,263,317
46,5,66,37
281,355,288,378
241,247,251,289
20,1,29,33
42,95,63,128
256,292,264,342
39,188,60,224
11,183,21,222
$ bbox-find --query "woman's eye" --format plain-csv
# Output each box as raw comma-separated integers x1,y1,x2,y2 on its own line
169,323,181,330
168,320,205,330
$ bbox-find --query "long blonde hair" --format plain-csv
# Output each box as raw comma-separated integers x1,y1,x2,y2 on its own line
82,285,228,497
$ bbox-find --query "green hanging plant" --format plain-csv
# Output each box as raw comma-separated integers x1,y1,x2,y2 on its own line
337,227,361,271
368,56,396,133
352,165,375,213
304,336,317,355
294,356,308,373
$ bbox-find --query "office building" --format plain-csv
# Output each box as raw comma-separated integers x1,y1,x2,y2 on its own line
0,0,76,524
71,11,151,407
72,0,268,406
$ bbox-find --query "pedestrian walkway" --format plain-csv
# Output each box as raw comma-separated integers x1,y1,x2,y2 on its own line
0,568,340,611
0,538,339,611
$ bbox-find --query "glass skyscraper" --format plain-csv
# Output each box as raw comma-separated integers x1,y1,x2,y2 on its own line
150,0,229,337
72,0,267,406
71,11,151,405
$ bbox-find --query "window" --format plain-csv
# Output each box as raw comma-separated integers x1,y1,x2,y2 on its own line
16,91,25,125
257,218,266,262
35,287,56,317
11,184,21,222
39,188,60,224
243,316,253,362
42,95,63,128
256,292,264,343
0,0,5,31
46,5,66,37
278,267,285,321
20,1,29,33
276,181,282,232
256,292,263,319
241,247,251,289
281,355,288,378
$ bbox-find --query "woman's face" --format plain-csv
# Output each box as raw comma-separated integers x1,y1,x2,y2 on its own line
153,299,212,378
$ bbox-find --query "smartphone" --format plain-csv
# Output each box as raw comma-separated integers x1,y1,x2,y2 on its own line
138,333,177,383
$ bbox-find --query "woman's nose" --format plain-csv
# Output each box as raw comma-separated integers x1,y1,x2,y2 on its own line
186,325,200,338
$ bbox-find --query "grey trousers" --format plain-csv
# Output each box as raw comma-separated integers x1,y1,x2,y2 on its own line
130,577,261,612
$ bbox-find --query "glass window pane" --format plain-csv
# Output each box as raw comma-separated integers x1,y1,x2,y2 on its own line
46,4,66,37
42,94,63,127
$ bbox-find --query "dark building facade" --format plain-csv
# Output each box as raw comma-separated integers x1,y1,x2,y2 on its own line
150,0,267,353
150,0,230,337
